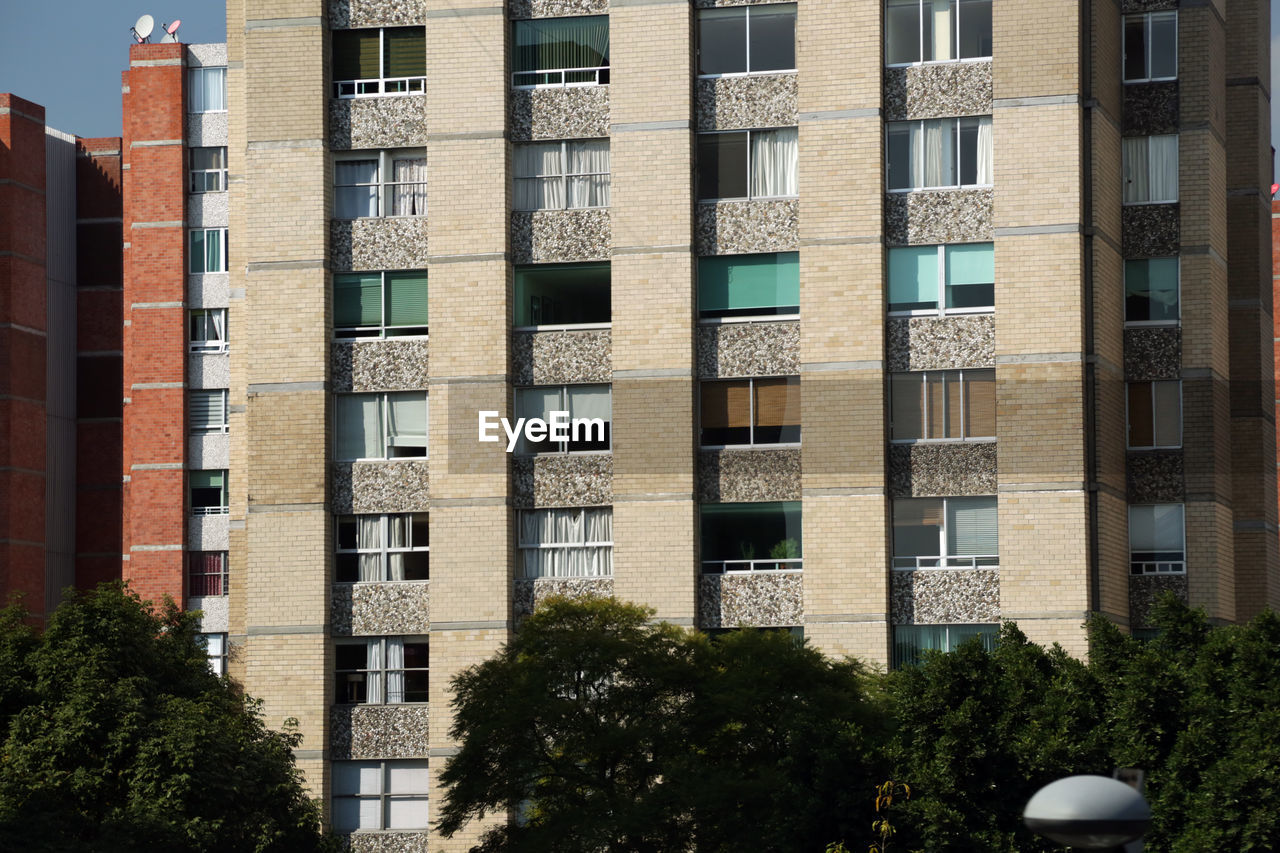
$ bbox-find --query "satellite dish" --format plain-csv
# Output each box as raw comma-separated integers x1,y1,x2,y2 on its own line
159,19,181,42
133,14,154,41
167,19,181,34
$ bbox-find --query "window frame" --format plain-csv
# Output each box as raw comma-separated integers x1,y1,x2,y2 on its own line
891,495,999,569
189,228,229,274
887,243,995,316
1123,256,1180,327
1122,11,1177,83
511,16,611,88
517,507,614,579
1121,134,1179,205
1128,503,1186,575
1125,379,1183,450
886,116,993,192
190,388,230,434
188,551,229,597
334,270,429,339
512,384,612,455
333,150,428,220
331,759,430,833
334,391,429,462
335,513,430,583
700,500,803,574
884,0,993,67
200,632,229,675
696,252,800,323
189,146,228,193
189,308,229,353
696,127,799,202
190,469,229,516
333,27,427,99
889,369,996,444
699,376,802,449
892,623,998,668
188,67,227,113
512,262,612,331
334,636,430,705
512,139,611,211
695,3,798,79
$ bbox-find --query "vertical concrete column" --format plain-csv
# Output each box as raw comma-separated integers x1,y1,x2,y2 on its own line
991,0,1091,656
236,0,331,802
424,0,512,847
796,0,888,665
608,0,697,623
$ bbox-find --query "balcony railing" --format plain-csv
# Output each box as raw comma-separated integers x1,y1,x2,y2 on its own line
702,558,802,574
1130,559,1186,575
892,556,999,570
512,66,610,89
192,506,229,516
334,76,426,99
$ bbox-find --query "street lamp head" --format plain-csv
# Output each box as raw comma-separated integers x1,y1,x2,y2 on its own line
1023,775,1152,850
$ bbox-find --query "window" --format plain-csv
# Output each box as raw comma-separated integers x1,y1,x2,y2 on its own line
512,16,610,87
189,229,228,274
514,263,611,328
892,496,997,568
190,389,229,434
335,151,427,219
190,469,228,515
890,369,995,442
518,508,613,577
188,67,226,112
1124,12,1177,82
1129,504,1185,574
332,760,429,832
698,252,799,320
200,633,229,675
190,308,228,353
188,551,229,596
697,4,796,76
887,117,992,190
892,624,997,667
335,514,430,582
697,128,798,200
886,0,992,65
335,271,428,338
514,140,610,210
888,243,993,314
333,27,426,97
700,377,800,447
335,392,428,460
1126,380,1181,449
701,501,802,572
1125,258,1179,325
189,147,227,193
1122,135,1178,204
335,637,429,704
513,384,611,453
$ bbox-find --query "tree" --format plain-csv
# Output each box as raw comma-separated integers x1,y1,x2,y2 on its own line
0,583,334,853
436,596,884,852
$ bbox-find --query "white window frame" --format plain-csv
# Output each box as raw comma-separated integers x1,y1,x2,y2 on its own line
190,308,228,353
884,0,994,68
1123,11,1177,83
334,636,430,705
189,147,228,193
887,243,995,317
1125,379,1183,450
200,632,228,675
334,392,429,461
886,116,993,192
697,128,799,202
1122,134,1179,205
188,67,227,113
695,4,798,79
189,228,229,274
190,388,230,434
892,495,999,569
512,140,611,211
333,28,427,99
517,508,614,579
333,150,428,219
334,513,430,583
188,551,229,597
1129,503,1186,575
513,384,612,455
889,369,996,444
1123,257,1181,328
333,270,430,339
511,16,611,88
332,760,430,832
698,376,802,450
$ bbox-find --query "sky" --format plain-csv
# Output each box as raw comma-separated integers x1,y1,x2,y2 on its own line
0,1,1277,157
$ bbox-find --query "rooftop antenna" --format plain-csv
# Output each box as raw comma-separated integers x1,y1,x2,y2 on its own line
131,14,154,43
160,19,181,43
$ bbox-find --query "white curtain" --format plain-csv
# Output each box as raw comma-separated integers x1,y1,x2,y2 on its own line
337,394,382,460
385,638,405,703
202,68,226,111
567,140,610,208
336,160,379,218
357,516,383,581
1148,135,1178,202
930,0,953,60
918,119,953,188
519,509,612,578
391,158,428,216
387,515,408,581
1122,137,1148,204
975,116,993,185
568,385,611,423
365,641,384,705
515,143,565,210
749,128,798,197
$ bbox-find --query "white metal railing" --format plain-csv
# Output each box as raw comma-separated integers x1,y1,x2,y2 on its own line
702,558,802,574
192,506,229,516
1130,560,1186,575
190,341,228,354
892,556,999,570
512,66,609,88
335,76,426,99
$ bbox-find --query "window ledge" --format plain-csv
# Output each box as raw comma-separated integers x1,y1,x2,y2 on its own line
890,438,996,446
334,579,430,586
1123,78,1178,85
887,309,994,319
887,185,993,194
514,323,611,332
333,334,430,342
697,196,799,204
337,457,430,463
1123,321,1180,329
697,69,798,80
516,450,612,458
891,565,1000,571
698,314,799,326
514,205,610,213
1122,200,1179,207
885,57,992,69
701,444,801,451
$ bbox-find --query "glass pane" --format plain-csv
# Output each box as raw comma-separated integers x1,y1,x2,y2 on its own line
514,387,563,453
753,377,800,444
958,117,980,186
190,147,223,170
888,247,938,311
893,625,950,667
1152,381,1181,447
334,273,382,328
964,369,996,438
748,4,796,72
1127,382,1154,447
1130,504,1184,552
189,231,206,274
514,263,611,326
957,0,992,58
698,8,747,74
886,0,922,64
886,123,913,190
330,798,364,832
945,243,994,309
387,761,430,793
335,185,379,219
333,761,382,795
699,253,799,316
1123,17,1146,80
947,496,997,558
333,30,380,80
893,498,944,559
700,380,751,446
387,797,429,829
513,16,609,75
697,133,749,200
337,394,383,459
923,0,956,61
384,27,426,78
567,385,611,451
385,271,429,328
926,373,949,438
387,392,428,454
1146,258,1179,322
1149,13,1177,79
700,501,800,566
890,374,924,441
947,624,998,652
1124,259,1150,321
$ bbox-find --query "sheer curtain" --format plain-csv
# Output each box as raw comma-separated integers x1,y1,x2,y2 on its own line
385,639,405,703
584,509,613,576
337,395,382,460
920,119,953,187
515,143,565,210
975,116,993,185
567,140,610,208
1148,135,1178,202
749,128,798,197
1122,137,1148,203
335,160,379,218
387,392,428,454
391,158,428,216
365,641,384,704
357,516,383,581
387,515,408,581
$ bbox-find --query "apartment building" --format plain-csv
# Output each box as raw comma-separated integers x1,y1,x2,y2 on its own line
216,0,1277,847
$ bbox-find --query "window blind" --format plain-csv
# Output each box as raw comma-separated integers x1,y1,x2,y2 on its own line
335,273,383,327
947,496,997,557
1127,382,1155,447
333,30,380,80
512,16,609,74
385,272,428,327
888,246,938,308
698,252,799,313
383,27,425,78
753,377,799,428
190,470,223,490
945,243,993,285
190,390,225,430
964,370,996,437
701,381,750,429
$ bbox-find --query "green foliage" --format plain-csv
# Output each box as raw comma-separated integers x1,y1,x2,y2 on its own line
0,584,334,853
769,538,801,560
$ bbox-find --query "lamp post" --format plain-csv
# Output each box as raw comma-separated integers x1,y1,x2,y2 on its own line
1023,775,1151,851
